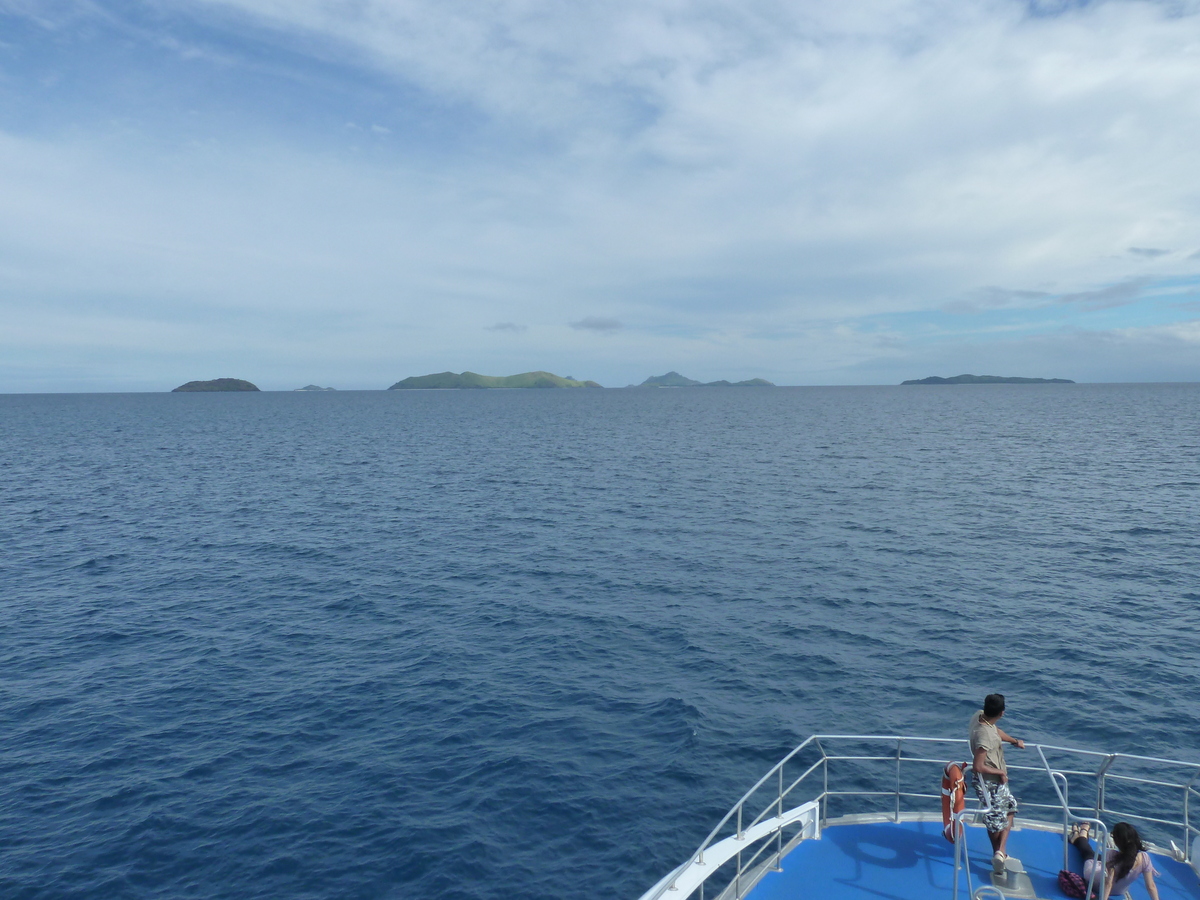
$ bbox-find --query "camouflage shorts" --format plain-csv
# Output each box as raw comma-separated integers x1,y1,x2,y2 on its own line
973,775,1018,834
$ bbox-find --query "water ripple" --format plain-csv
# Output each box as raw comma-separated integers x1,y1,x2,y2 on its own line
1,385,1198,899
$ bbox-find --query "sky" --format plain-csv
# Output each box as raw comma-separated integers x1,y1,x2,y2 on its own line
2,0,1200,390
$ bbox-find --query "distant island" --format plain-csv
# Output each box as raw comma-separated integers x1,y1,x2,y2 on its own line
172,378,260,392
295,385,336,391
902,374,1075,385
388,371,602,389
637,371,775,387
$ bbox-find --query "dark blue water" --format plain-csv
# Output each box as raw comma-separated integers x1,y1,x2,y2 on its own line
2,385,1198,899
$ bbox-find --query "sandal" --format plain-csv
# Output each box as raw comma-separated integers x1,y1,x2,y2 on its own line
1068,822,1090,842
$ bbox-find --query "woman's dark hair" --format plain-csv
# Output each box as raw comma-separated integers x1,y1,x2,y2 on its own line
1110,822,1145,880
983,694,1006,718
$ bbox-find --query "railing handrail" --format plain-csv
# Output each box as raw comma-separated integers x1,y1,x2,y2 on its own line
691,735,819,859
810,734,1200,774
640,733,1200,900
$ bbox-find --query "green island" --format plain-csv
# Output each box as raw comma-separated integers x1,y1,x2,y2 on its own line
295,385,337,391
172,378,260,392
901,374,1074,385
637,371,775,387
388,371,602,389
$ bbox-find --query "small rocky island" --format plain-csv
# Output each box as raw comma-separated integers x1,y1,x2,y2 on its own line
295,385,336,391
901,374,1074,385
172,378,260,392
637,371,775,387
388,371,602,389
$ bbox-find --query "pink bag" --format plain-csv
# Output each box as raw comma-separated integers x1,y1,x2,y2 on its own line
1058,869,1088,898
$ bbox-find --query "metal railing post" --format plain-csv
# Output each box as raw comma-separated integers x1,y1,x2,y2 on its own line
952,819,960,900
778,766,783,819
1052,771,1070,870
1183,766,1200,857
1094,754,1117,819
895,739,902,823
952,809,969,900
822,753,829,826
1185,783,1190,856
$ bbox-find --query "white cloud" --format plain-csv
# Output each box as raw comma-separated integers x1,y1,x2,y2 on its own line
1056,277,1152,310
1115,317,1200,345
3,0,1200,388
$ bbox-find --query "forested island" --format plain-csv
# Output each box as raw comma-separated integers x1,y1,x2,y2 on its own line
172,378,260,392
901,374,1074,385
295,385,336,391
636,371,774,387
388,371,602,389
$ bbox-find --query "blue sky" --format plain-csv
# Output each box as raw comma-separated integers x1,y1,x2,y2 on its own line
2,0,1200,390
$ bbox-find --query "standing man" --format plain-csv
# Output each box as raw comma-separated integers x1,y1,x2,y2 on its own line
969,693,1025,874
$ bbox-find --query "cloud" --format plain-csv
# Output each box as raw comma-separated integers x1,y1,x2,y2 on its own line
570,316,623,332
1055,278,1152,310
5,1,1200,388
944,286,1050,314
1126,319,1200,344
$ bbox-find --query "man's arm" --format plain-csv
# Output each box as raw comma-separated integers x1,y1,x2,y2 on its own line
973,746,1007,782
996,728,1025,749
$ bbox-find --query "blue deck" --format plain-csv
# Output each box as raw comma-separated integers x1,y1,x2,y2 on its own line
748,820,1200,900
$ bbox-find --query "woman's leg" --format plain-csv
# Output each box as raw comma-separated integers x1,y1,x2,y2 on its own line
1082,856,1103,893
1072,837,1095,861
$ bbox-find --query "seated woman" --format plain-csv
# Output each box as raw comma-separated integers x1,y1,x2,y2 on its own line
1068,821,1160,900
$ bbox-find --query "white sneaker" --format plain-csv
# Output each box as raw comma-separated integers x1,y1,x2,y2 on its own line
992,852,1007,874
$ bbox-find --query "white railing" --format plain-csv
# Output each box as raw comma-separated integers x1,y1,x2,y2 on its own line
637,734,1200,900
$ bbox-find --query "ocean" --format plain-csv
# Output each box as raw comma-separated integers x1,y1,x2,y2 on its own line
2,384,1198,899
